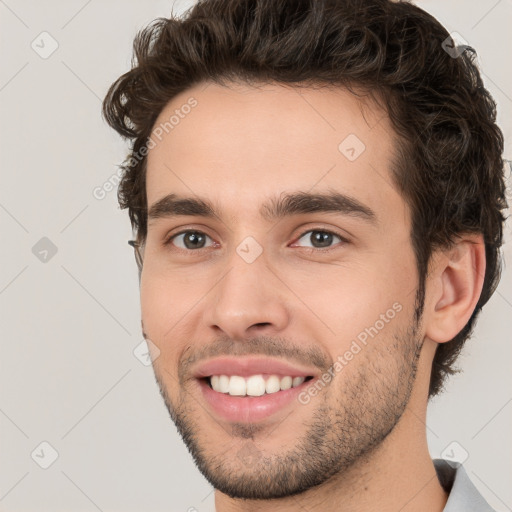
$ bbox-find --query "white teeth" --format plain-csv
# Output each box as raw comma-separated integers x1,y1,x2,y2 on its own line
218,374,230,393
209,374,308,396
292,376,305,387
265,375,281,394
280,376,292,390
228,376,246,396
246,375,266,396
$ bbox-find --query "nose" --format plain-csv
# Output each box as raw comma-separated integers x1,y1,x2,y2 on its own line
204,250,290,341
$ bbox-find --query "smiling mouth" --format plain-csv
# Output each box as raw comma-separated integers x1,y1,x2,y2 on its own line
203,374,315,397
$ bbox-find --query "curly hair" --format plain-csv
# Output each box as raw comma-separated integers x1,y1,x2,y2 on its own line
102,0,507,399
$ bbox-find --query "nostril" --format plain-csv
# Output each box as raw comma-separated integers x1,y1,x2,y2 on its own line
252,322,271,327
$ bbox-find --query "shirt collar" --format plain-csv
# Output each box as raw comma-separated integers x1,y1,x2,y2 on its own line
433,458,496,512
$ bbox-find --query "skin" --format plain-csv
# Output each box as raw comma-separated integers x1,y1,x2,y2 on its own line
140,81,485,511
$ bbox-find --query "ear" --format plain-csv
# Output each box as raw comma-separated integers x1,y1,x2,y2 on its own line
424,234,486,344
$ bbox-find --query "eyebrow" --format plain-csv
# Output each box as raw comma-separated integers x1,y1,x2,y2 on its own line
147,190,377,225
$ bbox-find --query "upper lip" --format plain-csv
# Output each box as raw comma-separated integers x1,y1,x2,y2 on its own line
193,356,320,379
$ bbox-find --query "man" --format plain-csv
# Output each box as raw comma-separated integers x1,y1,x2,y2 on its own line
102,0,507,510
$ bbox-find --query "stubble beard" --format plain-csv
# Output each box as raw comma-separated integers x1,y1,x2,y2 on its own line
152,315,423,500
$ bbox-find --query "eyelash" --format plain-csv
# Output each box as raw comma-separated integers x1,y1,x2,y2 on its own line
163,228,348,254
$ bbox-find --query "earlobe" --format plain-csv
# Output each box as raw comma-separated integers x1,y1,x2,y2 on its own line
425,234,486,344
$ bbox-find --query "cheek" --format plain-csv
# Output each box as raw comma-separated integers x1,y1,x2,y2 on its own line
289,262,395,318
140,271,195,361
140,273,170,330
140,264,202,322
286,251,417,344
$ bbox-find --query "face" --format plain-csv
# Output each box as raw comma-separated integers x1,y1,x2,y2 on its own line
140,81,424,499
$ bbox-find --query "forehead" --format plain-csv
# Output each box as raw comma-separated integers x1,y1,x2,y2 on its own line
145,81,406,225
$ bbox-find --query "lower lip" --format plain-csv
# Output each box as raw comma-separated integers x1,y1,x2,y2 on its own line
197,378,313,423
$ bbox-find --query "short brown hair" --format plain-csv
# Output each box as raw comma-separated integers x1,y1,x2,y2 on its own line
102,0,507,399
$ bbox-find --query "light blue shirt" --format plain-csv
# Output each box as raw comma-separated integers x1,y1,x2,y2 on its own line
434,458,497,511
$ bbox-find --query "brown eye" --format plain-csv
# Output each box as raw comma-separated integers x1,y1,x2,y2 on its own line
167,230,213,250
294,229,346,250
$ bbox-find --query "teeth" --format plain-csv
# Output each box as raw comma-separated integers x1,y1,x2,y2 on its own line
209,374,306,396
218,375,230,393
280,376,292,390
265,375,280,394
246,375,266,396
228,376,246,396
292,376,304,387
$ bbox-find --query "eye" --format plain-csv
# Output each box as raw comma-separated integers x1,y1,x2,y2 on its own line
166,230,215,250
292,229,347,251
163,228,347,253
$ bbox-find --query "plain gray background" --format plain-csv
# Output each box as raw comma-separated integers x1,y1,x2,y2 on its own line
0,1,510,511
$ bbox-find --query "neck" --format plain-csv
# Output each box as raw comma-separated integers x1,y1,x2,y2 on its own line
215,340,448,512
